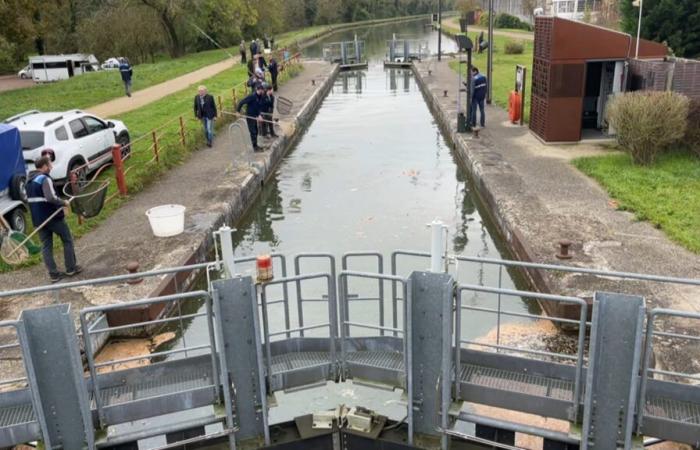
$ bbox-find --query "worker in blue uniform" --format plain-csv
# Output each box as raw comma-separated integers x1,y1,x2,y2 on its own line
236,83,266,152
470,66,488,128
26,156,81,283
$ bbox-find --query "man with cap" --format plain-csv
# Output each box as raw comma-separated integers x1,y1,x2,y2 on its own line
26,155,81,283
261,83,277,138
236,83,266,152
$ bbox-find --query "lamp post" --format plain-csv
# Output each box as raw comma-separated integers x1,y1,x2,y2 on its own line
633,0,643,58
437,0,443,61
487,0,494,104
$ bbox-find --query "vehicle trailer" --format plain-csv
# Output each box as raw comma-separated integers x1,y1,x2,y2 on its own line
0,124,28,233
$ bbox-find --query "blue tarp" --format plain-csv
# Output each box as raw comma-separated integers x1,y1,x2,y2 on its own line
0,124,26,192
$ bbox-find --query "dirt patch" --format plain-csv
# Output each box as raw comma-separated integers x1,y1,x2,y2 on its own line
93,331,176,374
0,75,33,93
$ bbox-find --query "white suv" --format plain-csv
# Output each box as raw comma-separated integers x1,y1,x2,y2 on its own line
3,110,130,182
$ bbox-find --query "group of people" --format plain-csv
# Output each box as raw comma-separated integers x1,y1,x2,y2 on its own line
193,36,284,151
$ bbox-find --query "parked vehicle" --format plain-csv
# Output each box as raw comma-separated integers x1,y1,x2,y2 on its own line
29,54,99,82
0,124,28,233
101,57,121,70
17,65,32,79
3,110,130,183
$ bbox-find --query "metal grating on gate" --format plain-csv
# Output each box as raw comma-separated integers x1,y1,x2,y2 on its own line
269,352,331,374
347,350,405,371
645,396,700,424
97,366,213,407
460,363,574,402
0,403,35,427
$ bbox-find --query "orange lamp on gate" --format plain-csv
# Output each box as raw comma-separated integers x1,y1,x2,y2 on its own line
256,254,274,282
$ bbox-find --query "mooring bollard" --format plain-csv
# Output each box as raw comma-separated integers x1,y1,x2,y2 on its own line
556,239,573,259
111,144,128,196
126,261,142,285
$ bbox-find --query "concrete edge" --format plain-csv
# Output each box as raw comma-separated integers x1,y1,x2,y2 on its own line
150,64,341,298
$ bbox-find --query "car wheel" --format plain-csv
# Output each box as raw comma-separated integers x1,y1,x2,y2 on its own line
7,209,26,234
117,132,131,158
68,160,88,188
20,73,27,79
9,174,27,203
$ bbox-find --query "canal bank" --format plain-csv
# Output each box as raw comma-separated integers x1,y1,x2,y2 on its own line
411,58,700,374
0,60,339,321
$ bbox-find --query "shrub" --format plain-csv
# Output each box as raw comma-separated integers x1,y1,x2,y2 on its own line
606,91,690,165
478,12,490,27
504,40,524,54
685,100,700,158
495,13,533,31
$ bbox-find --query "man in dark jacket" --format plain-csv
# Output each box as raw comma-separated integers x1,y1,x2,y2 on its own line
268,57,279,91
236,83,265,152
193,85,217,147
250,39,258,57
239,40,247,64
261,84,277,138
119,57,133,97
470,67,488,128
27,156,81,283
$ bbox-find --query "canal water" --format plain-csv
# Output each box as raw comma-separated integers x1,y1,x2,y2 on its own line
141,19,540,447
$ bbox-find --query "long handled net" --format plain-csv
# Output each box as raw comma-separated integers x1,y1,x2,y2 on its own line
0,215,42,266
276,96,294,116
63,179,110,219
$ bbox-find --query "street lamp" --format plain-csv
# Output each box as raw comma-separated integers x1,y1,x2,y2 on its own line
633,0,643,58
437,0,443,61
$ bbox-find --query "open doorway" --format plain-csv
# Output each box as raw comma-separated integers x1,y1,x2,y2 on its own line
581,60,622,139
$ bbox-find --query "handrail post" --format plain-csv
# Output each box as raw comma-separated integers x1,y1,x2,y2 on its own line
111,144,128,196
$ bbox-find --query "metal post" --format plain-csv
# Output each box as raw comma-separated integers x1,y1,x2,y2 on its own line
487,0,494,104
218,226,236,278
429,219,447,273
635,0,643,58
437,0,442,61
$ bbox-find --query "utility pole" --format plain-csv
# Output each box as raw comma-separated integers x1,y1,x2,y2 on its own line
633,0,643,58
437,0,443,61
487,0,494,104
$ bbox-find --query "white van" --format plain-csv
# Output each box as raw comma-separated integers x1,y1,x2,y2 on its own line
29,54,100,82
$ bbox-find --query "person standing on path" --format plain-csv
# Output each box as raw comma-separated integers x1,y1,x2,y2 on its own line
27,156,81,283
268,57,279,91
239,40,247,64
261,84,277,138
193,85,217,147
237,83,265,152
250,39,259,58
470,67,487,128
119,57,133,97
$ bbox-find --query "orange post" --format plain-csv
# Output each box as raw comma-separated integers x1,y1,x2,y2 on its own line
152,131,159,164
111,144,128,196
179,116,186,147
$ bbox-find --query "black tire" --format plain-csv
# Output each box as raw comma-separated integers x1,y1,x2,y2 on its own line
9,174,27,203
20,73,27,79
68,159,88,187
117,132,131,158
6,208,26,234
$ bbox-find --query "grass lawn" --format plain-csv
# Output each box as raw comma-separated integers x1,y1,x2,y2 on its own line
574,151,700,254
447,33,533,122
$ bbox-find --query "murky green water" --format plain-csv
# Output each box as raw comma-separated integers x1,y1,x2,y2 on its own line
142,19,539,447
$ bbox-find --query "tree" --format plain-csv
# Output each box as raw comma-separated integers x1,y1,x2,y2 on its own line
621,0,700,58
455,0,479,18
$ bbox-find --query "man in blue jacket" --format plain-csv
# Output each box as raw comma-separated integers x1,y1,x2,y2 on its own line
470,67,488,128
119,58,133,97
27,156,81,283
236,83,266,152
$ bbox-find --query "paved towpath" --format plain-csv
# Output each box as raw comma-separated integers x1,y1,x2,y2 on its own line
444,17,535,41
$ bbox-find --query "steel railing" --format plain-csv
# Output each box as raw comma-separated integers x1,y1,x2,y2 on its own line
79,290,219,427
341,252,385,335
293,253,336,337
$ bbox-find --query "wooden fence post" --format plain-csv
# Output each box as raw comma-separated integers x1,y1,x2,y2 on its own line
111,144,128,196
217,95,223,118
152,131,159,164
232,88,237,108
179,116,186,147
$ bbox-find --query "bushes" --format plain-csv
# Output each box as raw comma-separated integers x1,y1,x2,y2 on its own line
606,91,689,165
504,40,524,54
495,13,532,31
685,100,700,158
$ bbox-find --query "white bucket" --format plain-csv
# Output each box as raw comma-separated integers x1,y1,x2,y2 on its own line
145,204,186,237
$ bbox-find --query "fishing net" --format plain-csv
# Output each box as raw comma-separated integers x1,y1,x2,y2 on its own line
0,230,40,265
228,119,255,170
63,179,109,219
276,96,294,116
